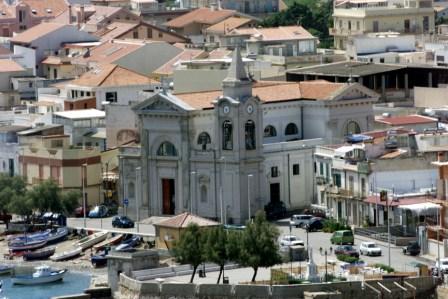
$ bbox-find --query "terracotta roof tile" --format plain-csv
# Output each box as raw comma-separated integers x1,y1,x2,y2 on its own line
11,22,66,44
0,59,25,72
205,17,253,34
79,40,144,64
174,80,347,110
375,115,438,126
165,7,236,28
155,212,219,228
21,0,68,18
68,63,158,87
94,21,139,42
228,26,316,41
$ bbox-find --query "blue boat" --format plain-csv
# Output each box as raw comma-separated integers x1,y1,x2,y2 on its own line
47,227,69,245
91,248,109,267
115,235,140,252
9,238,47,252
0,265,14,275
8,231,50,244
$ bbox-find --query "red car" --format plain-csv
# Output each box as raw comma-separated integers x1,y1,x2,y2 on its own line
334,245,359,258
74,206,90,218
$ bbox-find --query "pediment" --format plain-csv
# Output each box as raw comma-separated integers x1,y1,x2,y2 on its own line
133,92,193,114
332,83,379,101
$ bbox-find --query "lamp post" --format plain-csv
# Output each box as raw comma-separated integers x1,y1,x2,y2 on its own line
289,222,293,276
135,167,141,233
247,174,253,221
319,247,332,282
191,171,196,214
220,157,226,224
81,163,88,228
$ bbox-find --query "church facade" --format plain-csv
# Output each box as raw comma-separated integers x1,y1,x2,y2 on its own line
118,48,379,224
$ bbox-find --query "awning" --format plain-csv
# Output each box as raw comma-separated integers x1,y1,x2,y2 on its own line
399,202,441,215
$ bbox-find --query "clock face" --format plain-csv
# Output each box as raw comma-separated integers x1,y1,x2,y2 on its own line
223,105,230,114
246,104,254,114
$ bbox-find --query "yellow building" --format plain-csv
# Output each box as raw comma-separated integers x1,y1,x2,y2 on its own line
331,0,435,50
18,126,102,206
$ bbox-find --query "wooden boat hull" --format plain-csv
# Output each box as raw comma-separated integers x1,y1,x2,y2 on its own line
93,234,123,252
23,246,56,261
50,247,82,261
47,227,69,245
12,269,67,285
9,239,47,252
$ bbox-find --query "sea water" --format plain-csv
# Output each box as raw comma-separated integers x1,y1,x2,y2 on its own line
0,271,91,299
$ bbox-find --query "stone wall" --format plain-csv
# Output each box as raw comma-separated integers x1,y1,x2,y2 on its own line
117,274,437,299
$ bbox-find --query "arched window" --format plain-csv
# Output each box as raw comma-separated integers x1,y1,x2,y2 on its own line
157,141,177,156
285,123,299,135
345,121,361,135
222,120,233,150
200,185,207,202
127,182,135,199
245,120,256,150
264,125,277,138
197,132,211,151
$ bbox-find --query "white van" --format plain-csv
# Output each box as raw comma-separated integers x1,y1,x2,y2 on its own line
290,214,313,228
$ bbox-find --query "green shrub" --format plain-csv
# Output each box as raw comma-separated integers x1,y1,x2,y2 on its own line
322,218,351,233
373,263,395,273
288,278,304,284
336,254,362,264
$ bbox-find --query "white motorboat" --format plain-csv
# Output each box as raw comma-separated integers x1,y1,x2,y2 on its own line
11,265,67,285
75,231,108,250
50,247,82,261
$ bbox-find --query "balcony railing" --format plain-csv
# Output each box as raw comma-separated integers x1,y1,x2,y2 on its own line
329,28,364,36
316,176,329,185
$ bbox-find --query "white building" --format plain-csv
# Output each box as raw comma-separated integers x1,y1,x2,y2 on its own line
118,48,379,223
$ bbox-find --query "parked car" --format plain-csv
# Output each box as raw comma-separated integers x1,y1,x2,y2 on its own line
290,214,313,228
435,258,448,274
42,212,53,223
88,205,109,218
402,241,421,256
330,230,354,245
334,245,359,258
264,201,286,220
279,235,304,247
112,216,135,228
75,206,90,218
305,217,324,232
359,242,382,256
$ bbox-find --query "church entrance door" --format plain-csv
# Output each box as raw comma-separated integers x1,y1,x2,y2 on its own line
162,178,175,215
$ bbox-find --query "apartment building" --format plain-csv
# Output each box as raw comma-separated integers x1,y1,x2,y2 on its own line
331,0,435,50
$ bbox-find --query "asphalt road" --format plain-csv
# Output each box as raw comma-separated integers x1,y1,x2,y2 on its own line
67,217,155,236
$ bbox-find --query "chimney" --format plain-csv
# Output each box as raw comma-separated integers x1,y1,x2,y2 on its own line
68,5,72,24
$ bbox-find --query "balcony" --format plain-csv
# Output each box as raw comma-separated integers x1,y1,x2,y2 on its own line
316,176,329,185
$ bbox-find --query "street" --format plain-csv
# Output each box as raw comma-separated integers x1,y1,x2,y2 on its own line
67,217,155,236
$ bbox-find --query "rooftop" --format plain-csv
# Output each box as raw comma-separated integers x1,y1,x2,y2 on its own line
78,40,145,64
204,17,253,34
11,23,67,45
165,7,237,28
0,59,25,72
17,124,63,136
68,63,158,87
0,125,30,133
154,212,219,228
375,114,438,126
287,61,407,77
53,109,105,120
228,26,317,42
154,48,205,75
174,80,350,110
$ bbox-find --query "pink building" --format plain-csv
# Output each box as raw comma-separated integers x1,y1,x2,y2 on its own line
0,0,68,37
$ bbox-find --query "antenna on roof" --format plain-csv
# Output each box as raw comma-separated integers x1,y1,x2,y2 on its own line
346,63,354,84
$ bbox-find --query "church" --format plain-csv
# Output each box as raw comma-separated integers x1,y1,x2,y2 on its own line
118,48,379,224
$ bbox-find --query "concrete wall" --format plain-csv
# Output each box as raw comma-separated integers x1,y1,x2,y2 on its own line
118,274,437,299
414,86,448,108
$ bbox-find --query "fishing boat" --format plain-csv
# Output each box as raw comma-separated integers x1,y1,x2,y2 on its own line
50,247,82,261
8,238,47,252
0,265,13,275
47,227,69,244
7,230,50,243
75,231,108,250
23,246,56,261
115,235,140,252
91,250,109,267
93,234,123,252
12,265,67,285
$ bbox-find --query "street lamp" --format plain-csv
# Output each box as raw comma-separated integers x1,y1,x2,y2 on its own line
81,163,88,228
247,174,253,221
319,247,332,282
191,171,196,214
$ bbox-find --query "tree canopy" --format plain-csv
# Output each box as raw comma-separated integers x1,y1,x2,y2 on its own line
172,223,206,283
237,211,282,282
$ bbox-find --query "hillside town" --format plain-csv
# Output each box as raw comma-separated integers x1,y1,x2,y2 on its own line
0,0,448,298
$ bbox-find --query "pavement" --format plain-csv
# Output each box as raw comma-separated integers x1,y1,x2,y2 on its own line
67,217,156,237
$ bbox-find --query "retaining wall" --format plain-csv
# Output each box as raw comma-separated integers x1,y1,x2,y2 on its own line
117,274,437,299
